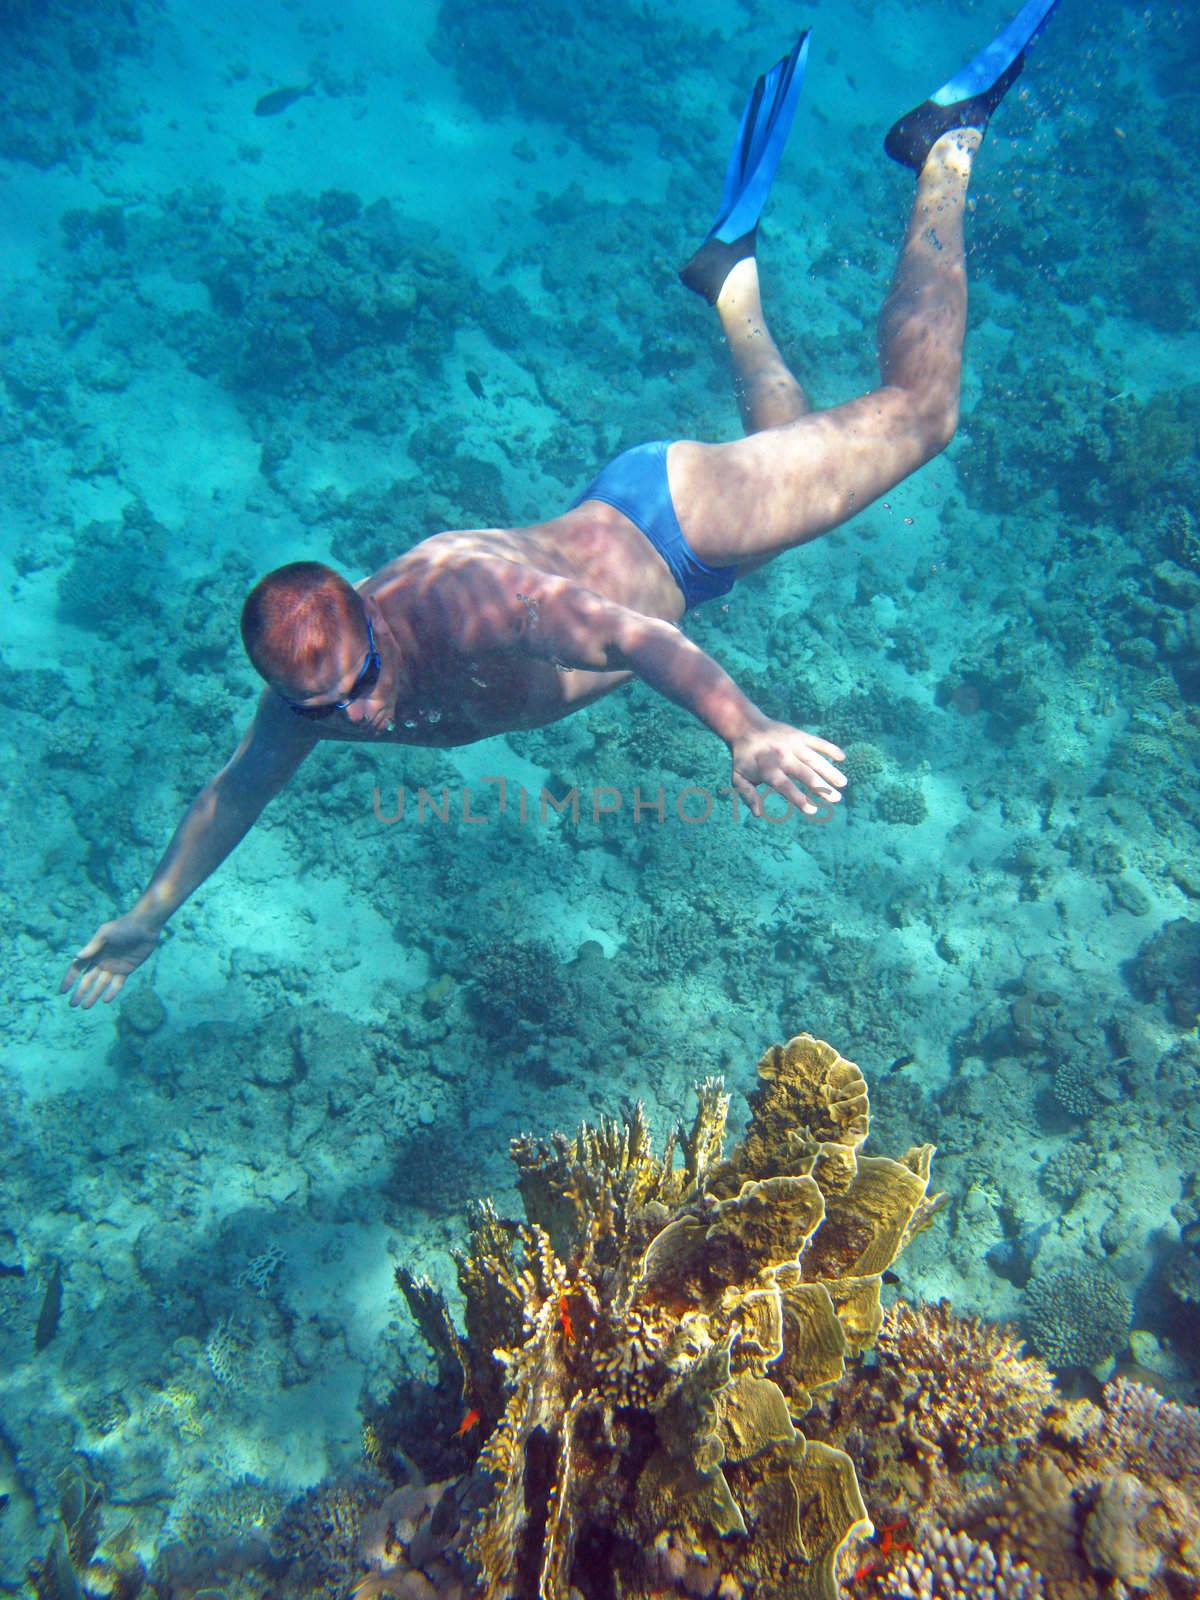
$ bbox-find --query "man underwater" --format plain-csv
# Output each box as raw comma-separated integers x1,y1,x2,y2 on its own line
63,0,1060,1008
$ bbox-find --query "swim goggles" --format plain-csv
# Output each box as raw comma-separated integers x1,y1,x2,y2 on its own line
288,616,381,719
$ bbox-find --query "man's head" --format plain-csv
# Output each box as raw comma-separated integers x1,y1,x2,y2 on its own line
241,561,378,715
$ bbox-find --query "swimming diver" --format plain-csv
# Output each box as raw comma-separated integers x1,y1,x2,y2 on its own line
63,0,1060,1007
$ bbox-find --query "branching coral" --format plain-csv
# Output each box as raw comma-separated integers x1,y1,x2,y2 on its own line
388,1035,944,1600
269,1471,386,1598
886,1528,1047,1599
871,1301,1057,1470
1088,1376,1200,1488
806,1301,1062,1564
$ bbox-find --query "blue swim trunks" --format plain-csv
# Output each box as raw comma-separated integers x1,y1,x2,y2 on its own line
572,440,738,611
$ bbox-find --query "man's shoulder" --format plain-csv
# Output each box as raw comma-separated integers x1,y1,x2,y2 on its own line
381,535,546,607
364,532,524,591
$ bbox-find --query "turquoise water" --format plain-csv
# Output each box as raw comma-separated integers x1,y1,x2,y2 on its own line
1,0,1197,1588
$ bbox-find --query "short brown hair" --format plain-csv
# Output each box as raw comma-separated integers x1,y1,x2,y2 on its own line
240,561,361,680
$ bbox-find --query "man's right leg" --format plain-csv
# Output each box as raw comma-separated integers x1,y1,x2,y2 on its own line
669,128,979,570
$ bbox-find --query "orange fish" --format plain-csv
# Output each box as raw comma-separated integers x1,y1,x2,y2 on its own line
851,1517,910,1582
879,1518,909,1557
558,1295,575,1343
453,1407,481,1439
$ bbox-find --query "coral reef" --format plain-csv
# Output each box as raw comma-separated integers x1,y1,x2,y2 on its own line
802,1299,1061,1550
386,1034,945,1599
364,1042,1200,1600
30,1036,1200,1600
831,1354,1200,1600
0,0,148,171
4,0,1200,1583
430,0,708,165
952,1379,1200,1600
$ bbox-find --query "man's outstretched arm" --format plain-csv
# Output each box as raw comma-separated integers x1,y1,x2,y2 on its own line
61,692,316,1008
442,563,846,815
606,608,846,815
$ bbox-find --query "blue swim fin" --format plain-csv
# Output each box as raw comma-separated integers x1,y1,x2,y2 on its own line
680,31,810,304
885,0,1061,170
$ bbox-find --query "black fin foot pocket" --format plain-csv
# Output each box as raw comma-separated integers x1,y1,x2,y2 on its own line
885,54,1024,170
678,230,758,305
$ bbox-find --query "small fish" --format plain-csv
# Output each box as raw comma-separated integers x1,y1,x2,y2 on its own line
882,1270,901,1287
889,1053,915,1072
254,83,315,118
452,1407,481,1439
0,1262,24,1278
559,1294,575,1344
878,1518,911,1559
465,370,485,400
35,1263,62,1352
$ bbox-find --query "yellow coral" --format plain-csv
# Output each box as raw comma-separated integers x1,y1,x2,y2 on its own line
376,1040,1200,1600
394,1033,941,1600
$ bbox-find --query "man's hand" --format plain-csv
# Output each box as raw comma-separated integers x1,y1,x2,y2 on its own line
730,720,846,816
60,913,163,1009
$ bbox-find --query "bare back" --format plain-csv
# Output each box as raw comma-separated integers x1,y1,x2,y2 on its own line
304,502,687,750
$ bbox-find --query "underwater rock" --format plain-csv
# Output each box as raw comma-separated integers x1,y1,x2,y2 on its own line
1040,1141,1093,1204
114,986,166,1039
986,1218,1051,1289
1132,918,1200,1028
388,1034,946,1600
